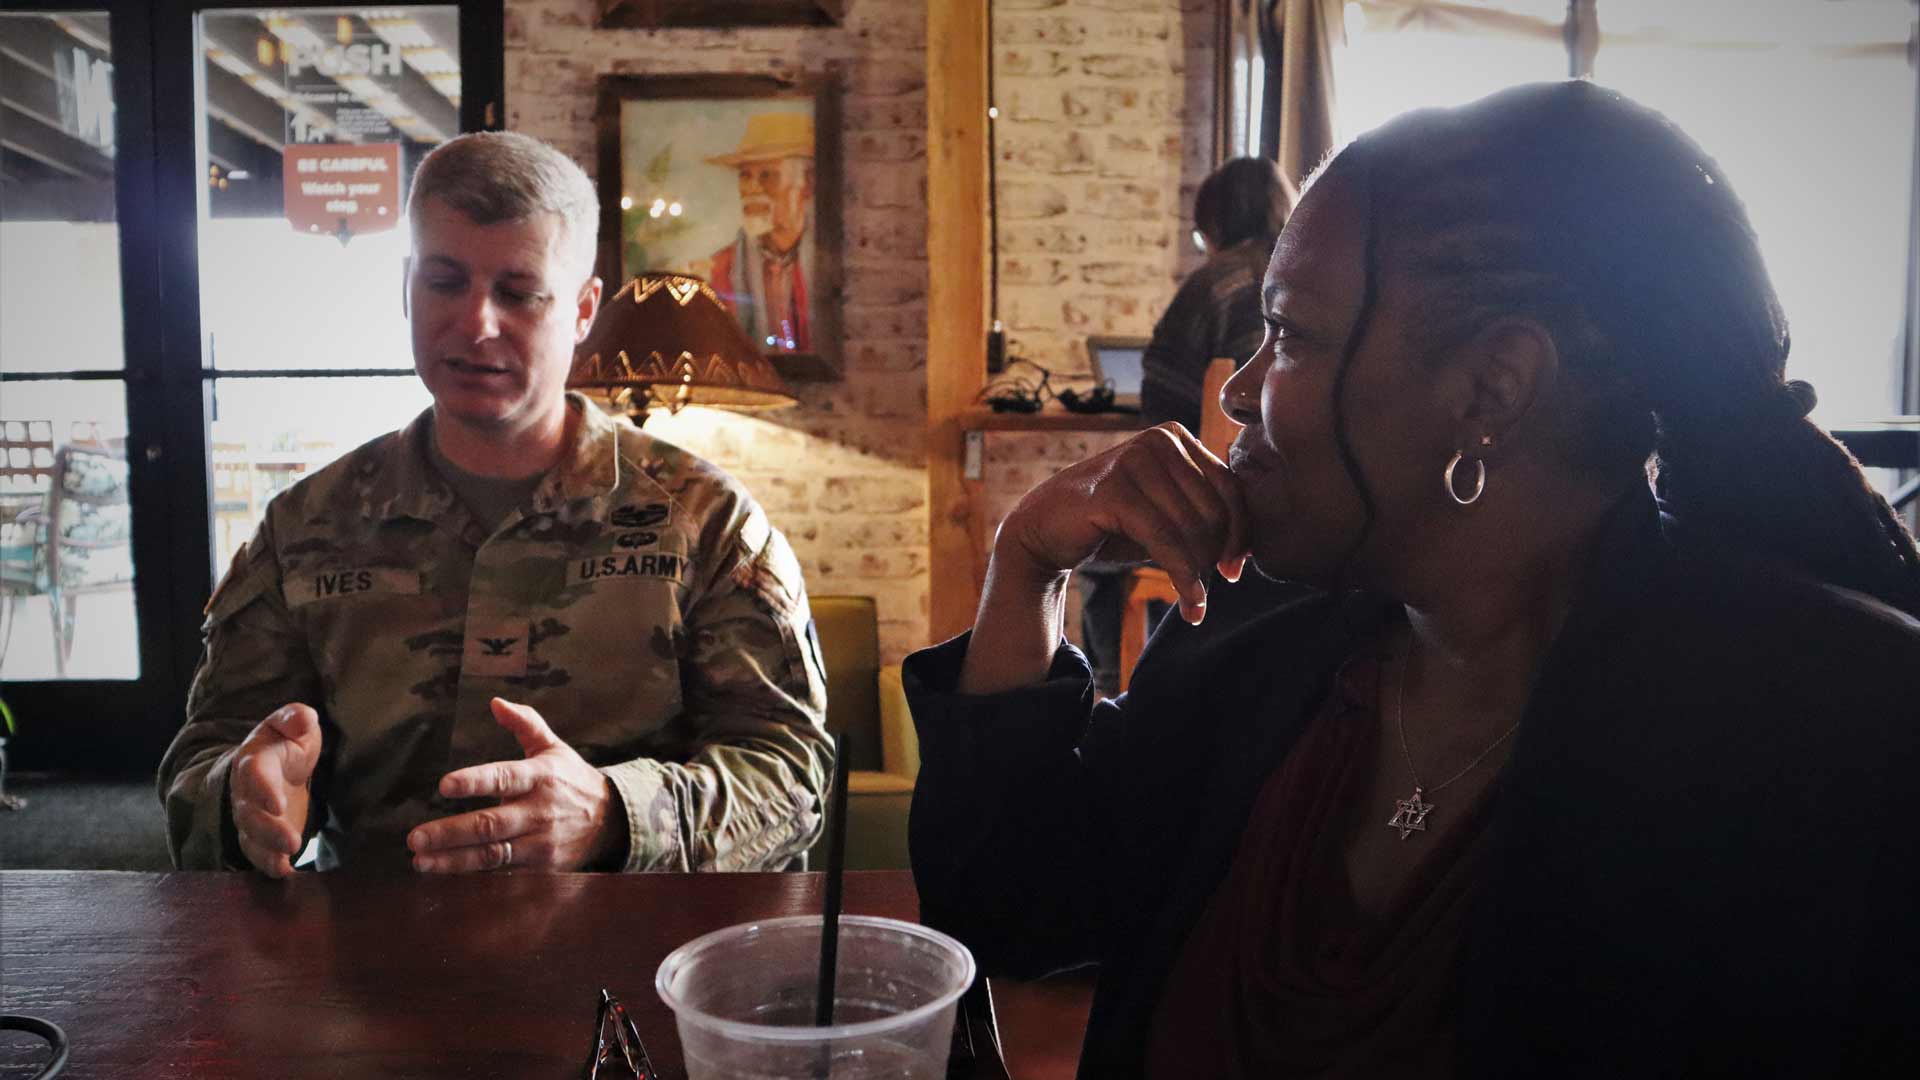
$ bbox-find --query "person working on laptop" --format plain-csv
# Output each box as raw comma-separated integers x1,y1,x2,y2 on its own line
1078,158,1298,694
1139,157,1295,432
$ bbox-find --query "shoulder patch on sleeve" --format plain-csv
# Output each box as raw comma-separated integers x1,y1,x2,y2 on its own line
204,540,276,625
737,503,772,557
732,512,805,610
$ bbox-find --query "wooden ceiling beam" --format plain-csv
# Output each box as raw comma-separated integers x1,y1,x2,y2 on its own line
0,164,115,221
287,13,456,142
203,63,286,151
0,14,90,81
0,101,111,180
197,16,343,143
0,49,65,129
47,13,109,55
409,9,461,55
205,116,276,174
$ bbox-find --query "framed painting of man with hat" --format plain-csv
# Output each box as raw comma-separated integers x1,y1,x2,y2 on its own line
594,74,843,379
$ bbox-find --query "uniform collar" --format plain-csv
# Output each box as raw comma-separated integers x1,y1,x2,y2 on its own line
531,393,623,513
361,409,457,525
365,393,622,524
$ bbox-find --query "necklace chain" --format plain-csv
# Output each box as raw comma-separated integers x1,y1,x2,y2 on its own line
1393,644,1521,797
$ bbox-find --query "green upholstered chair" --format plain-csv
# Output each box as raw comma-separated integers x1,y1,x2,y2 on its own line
0,437,133,674
0,494,44,664
806,594,918,871
0,421,56,664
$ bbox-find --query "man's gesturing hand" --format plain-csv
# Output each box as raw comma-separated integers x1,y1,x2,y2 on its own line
408,698,621,873
230,703,322,878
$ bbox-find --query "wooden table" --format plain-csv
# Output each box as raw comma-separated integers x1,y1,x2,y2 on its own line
0,870,1092,1078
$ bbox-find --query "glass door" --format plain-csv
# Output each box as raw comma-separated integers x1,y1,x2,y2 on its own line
192,6,461,571
0,0,500,775
0,39,139,680
0,3,179,771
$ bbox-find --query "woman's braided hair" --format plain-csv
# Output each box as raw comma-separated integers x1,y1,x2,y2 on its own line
1341,80,1920,617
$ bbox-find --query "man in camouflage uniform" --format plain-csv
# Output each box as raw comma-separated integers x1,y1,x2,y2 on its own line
158,132,829,875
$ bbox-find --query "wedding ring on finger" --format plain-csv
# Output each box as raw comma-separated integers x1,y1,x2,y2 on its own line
499,840,513,870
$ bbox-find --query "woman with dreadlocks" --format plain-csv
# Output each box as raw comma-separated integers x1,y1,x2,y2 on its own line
906,81,1920,1077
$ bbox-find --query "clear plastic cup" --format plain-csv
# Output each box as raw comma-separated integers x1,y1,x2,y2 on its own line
655,914,977,1079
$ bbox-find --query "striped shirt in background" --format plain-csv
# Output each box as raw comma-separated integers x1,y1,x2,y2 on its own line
1139,237,1274,433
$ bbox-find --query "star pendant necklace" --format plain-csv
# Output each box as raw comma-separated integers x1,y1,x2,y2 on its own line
1385,643,1522,840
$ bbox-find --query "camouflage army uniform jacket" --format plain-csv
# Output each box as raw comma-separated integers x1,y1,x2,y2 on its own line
159,394,830,873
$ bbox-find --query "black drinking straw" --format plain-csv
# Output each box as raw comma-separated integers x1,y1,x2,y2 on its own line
814,735,851,1028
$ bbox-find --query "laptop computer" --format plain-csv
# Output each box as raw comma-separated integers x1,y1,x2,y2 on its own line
1084,335,1151,409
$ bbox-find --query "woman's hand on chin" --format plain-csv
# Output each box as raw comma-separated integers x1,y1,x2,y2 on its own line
997,422,1251,626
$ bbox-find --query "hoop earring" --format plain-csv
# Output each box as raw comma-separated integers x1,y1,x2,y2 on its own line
1444,450,1486,506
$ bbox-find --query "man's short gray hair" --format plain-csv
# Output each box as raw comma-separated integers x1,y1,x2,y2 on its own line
407,131,599,283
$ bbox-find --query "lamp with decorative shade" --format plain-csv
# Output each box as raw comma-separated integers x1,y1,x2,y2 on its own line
569,272,798,422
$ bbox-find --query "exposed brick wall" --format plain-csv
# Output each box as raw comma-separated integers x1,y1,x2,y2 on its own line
980,0,1219,630
993,0,1217,384
508,0,931,662
509,0,1216,661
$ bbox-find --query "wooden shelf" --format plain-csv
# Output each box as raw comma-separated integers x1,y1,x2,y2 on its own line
961,407,1145,433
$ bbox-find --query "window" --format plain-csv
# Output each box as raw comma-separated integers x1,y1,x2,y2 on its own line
1589,0,1915,426
0,0,501,773
1,10,145,686
196,6,458,571
1335,0,1569,143
1331,0,1919,441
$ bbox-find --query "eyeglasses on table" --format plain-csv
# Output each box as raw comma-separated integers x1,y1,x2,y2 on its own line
584,988,656,1080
